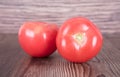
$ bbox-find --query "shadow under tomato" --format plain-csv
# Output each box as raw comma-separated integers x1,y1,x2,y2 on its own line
28,51,65,65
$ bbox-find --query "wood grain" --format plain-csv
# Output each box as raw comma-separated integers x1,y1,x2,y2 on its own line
104,33,120,50
0,0,120,33
0,34,120,77
0,34,26,77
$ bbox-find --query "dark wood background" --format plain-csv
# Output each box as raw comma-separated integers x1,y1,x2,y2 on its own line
0,0,120,33
0,0,120,77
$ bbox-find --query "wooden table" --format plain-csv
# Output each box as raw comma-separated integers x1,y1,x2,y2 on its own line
0,0,120,77
0,34,120,77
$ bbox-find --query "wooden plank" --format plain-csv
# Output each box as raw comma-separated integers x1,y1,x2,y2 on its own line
0,34,26,77
0,0,120,33
104,33,120,50
0,34,119,77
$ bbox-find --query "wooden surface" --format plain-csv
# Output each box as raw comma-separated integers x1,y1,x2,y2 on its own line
0,34,120,77
0,0,120,77
0,0,120,33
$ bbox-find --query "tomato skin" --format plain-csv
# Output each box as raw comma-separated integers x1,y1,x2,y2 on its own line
56,17,103,62
18,22,58,57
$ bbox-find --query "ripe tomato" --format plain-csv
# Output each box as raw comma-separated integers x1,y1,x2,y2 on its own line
18,22,58,57
56,17,103,62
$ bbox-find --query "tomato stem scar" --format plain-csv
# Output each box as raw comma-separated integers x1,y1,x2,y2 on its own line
75,33,83,41
73,33,86,45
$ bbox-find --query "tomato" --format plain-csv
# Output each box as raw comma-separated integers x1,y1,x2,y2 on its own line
56,17,103,62
18,22,58,57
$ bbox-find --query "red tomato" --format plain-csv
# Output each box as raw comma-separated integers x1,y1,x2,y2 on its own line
56,17,103,62
18,22,58,57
